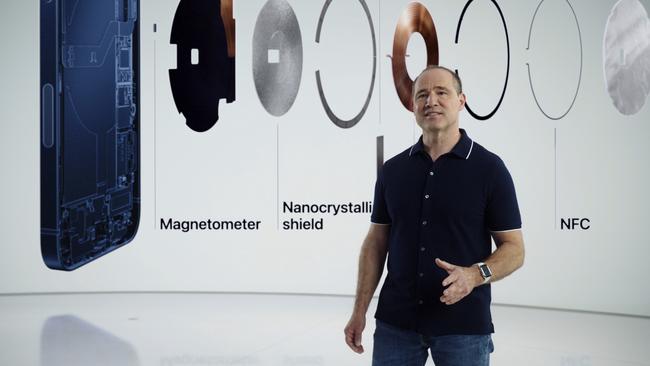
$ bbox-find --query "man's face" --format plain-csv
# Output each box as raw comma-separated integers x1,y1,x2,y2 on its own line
413,68,466,133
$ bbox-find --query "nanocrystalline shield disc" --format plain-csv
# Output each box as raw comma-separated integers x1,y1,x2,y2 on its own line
253,0,303,117
603,0,650,115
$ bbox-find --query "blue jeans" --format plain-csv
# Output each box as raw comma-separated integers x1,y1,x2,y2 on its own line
372,320,494,366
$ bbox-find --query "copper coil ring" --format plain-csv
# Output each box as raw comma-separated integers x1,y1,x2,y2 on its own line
392,2,439,112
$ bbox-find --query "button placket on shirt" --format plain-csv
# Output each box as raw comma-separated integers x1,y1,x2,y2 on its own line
416,162,437,306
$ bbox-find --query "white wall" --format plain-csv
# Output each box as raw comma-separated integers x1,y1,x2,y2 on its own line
1,0,648,317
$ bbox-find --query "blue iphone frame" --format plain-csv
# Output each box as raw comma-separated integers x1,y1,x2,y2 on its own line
40,0,140,270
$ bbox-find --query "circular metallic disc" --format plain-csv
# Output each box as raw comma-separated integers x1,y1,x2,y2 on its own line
252,0,303,117
392,2,439,112
603,0,650,116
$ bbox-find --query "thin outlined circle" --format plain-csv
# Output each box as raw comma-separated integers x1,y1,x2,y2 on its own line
315,0,377,129
526,0,583,120
454,0,510,121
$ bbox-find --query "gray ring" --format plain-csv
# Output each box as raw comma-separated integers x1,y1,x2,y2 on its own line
315,0,377,129
252,0,303,117
526,0,583,121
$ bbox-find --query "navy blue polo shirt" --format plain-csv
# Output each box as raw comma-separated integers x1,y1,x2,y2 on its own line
371,129,521,336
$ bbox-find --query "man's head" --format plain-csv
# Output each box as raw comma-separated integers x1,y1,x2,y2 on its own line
412,66,466,133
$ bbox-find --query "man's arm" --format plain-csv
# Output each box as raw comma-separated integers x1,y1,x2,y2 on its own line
482,229,525,282
344,223,390,354
436,229,524,305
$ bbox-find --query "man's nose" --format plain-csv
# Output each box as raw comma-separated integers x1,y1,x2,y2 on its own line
426,93,437,106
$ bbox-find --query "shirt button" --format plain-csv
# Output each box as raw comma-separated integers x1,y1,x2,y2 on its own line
422,220,427,226
419,272,424,277
429,171,434,176
424,194,429,199
418,300,424,305
420,247,425,251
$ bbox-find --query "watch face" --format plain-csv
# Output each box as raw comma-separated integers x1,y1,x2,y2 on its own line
479,264,492,278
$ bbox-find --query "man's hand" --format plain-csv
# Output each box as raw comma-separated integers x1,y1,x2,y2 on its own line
344,313,366,354
435,258,482,305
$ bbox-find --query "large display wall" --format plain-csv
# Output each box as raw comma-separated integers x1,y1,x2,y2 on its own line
1,0,649,317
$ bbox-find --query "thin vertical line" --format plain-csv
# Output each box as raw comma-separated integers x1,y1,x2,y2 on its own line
153,38,157,230
276,123,280,230
554,127,557,230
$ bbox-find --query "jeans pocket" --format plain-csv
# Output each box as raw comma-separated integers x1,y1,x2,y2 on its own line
487,335,495,354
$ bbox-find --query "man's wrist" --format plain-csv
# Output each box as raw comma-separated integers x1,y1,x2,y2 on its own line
471,265,483,287
473,262,492,286
352,301,370,316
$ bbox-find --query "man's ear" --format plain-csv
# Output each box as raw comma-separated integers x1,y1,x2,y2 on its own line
458,93,467,111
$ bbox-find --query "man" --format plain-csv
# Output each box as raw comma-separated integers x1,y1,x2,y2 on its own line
344,65,524,366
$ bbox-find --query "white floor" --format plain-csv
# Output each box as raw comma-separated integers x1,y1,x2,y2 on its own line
0,293,648,366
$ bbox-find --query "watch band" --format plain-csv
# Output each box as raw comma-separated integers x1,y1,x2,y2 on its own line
476,262,492,285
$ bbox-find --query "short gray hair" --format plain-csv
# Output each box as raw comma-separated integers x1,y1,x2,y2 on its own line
412,65,463,96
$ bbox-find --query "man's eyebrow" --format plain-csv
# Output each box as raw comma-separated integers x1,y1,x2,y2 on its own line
415,85,451,96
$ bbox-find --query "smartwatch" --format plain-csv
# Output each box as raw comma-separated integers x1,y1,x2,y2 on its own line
476,262,492,285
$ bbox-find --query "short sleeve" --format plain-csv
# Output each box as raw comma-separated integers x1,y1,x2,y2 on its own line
370,169,391,225
486,157,521,231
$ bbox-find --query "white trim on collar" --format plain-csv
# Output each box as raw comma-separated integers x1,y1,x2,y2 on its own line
465,139,474,160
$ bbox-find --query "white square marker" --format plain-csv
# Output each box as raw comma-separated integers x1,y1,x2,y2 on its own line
268,49,280,64
191,48,199,65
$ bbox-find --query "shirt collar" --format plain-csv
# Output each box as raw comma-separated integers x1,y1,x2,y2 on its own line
409,128,474,160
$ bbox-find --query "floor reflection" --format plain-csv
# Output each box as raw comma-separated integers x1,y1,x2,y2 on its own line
0,293,645,366
41,315,139,366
